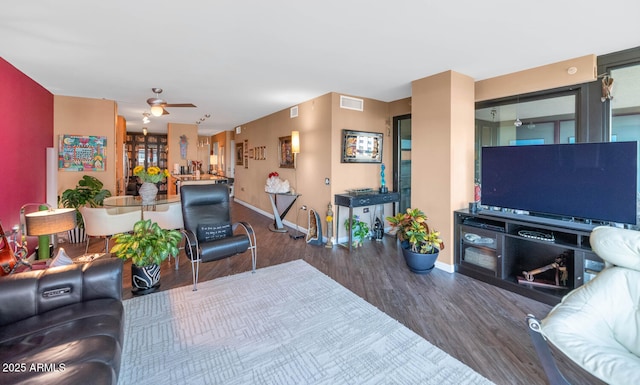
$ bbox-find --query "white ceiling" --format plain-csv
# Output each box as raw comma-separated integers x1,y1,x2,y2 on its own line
2,0,639,136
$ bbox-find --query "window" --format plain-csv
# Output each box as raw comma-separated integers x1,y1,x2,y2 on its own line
475,90,579,181
609,64,640,142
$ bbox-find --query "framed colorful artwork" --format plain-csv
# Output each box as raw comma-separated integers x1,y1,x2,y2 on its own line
59,135,107,171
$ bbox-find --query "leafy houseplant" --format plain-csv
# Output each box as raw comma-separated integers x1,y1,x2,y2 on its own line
387,208,444,254
60,175,112,228
387,208,444,274
344,215,370,248
110,219,182,295
110,219,182,267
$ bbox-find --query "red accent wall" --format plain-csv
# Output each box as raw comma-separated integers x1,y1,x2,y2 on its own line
0,58,53,229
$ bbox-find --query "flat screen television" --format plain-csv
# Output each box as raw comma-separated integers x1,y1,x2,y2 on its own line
481,142,638,225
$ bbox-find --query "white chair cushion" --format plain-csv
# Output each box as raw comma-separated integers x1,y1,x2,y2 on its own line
541,266,640,385
590,226,640,271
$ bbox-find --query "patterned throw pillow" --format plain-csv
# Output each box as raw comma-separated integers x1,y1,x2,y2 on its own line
197,223,232,242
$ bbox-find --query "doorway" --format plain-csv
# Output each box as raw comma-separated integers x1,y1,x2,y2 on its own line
393,114,411,212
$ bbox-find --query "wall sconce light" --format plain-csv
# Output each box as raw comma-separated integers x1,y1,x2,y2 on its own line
150,105,164,117
142,127,148,136
291,131,300,154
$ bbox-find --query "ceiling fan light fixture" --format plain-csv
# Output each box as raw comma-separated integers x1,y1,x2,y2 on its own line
150,105,164,116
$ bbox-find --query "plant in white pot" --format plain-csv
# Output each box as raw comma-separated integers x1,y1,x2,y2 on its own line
387,208,444,274
110,219,182,295
59,175,111,243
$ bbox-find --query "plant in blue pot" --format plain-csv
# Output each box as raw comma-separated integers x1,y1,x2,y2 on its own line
387,208,444,274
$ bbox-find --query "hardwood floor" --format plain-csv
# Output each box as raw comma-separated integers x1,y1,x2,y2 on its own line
66,201,604,385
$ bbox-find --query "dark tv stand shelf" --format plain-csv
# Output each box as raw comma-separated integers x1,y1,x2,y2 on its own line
454,209,604,305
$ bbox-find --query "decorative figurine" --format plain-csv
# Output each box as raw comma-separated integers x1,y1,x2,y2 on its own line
379,163,388,193
325,203,334,248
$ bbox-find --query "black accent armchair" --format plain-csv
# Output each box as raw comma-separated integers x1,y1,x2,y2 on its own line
180,183,257,290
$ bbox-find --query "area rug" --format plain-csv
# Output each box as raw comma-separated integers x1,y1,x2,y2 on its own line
118,260,494,385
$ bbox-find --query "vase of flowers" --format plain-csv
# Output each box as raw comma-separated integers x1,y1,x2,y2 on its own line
134,165,169,204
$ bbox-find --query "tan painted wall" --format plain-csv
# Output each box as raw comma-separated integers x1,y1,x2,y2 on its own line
234,93,333,231
475,54,597,101
388,97,411,119
54,95,117,198
115,115,126,195
411,71,475,267
211,131,228,174
167,123,198,195
330,93,393,237
232,92,392,236
167,123,199,169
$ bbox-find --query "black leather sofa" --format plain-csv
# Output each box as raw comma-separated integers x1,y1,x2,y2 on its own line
0,258,124,385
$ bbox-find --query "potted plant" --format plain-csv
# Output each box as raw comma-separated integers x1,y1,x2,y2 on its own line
387,208,444,274
59,175,112,243
344,215,370,248
110,219,182,295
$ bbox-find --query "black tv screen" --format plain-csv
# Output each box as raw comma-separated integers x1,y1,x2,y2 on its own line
481,142,638,225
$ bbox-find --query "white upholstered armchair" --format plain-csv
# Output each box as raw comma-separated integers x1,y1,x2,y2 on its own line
527,226,640,385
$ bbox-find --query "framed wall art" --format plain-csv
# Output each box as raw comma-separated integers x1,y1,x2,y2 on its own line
236,142,244,166
244,139,249,168
341,129,383,163
59,134,107,171
279,136,294,168
254,146,266,160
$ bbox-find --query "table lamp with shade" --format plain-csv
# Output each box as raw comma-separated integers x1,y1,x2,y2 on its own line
22,204,77,260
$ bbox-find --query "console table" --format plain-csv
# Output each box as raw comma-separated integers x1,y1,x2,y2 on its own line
454,209,603,305
334,191,400,251
267,192,301,233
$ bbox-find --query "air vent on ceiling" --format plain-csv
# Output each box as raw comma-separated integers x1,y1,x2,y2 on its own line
290,106,299,118
340,95,364,111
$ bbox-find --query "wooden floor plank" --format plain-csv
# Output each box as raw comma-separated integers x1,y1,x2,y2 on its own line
63,201,603,385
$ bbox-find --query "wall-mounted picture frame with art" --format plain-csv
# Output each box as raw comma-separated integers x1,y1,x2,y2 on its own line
279,136,294,168
341,129,383,163
244,139,249,168
59,134,107,171
254,146,266,160
236,142,244,166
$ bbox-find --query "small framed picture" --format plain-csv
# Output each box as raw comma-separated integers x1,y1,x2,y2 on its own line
279,136,294,168
236,143,244,166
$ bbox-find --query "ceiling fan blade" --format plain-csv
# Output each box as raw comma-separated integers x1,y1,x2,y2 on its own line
163,103,197,108
147,97,166,106
162,108,170,115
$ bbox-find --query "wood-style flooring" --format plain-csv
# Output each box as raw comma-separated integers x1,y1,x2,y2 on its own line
65,201,604,385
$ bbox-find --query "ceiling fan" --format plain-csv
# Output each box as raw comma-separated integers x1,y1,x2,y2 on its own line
146,87,196,116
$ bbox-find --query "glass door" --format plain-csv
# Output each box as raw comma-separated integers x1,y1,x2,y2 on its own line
609,64,640,141
393,114,411,212
609,63,640,196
